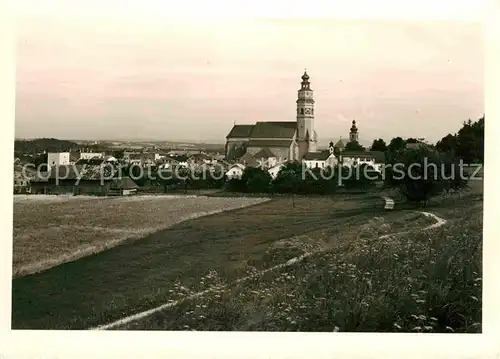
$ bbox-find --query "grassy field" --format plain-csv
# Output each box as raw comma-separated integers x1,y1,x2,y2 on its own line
114,193,482,333
12,195,269,277
12,194,385,329
11,185,482,332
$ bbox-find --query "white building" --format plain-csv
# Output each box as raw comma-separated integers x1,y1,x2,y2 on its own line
339,151,385,172
47,152,70,167
302,148,337,169
225,164,246,180
80,152,104,160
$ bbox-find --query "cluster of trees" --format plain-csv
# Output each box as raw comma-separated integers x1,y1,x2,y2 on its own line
227,162,379,195
383,146,470,206
435,116,484,163
369,115,484,165
14,138,79,155
369,136,419,153
124,165,226,191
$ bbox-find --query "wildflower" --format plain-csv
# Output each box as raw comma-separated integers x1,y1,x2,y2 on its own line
424,326,433,331
418,315,427,321
430,317,438,321
445,326,454,332
412,326,421,331
474,277,482,282
393,323,402,329
333,326,340,332
416,299,426,304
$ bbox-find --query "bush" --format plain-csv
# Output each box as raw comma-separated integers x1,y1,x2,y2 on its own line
241,167,272,193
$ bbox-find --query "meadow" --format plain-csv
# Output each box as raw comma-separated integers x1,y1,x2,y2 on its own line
116,196,482,333
11,185,482,332
12,195,269,277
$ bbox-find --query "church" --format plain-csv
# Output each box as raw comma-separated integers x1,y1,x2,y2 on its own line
225,71,318,162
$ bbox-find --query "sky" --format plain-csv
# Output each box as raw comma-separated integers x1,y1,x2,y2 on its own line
15,5,484,145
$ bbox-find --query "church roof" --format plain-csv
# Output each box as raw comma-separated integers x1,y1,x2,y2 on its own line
226,124,254,139
247,139,293,148
303,151,332,161
334,138,349,148
254,147,276,158
249,122,297,139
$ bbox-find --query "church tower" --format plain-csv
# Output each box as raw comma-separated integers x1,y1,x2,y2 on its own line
349,120,359,143
296,70,317,158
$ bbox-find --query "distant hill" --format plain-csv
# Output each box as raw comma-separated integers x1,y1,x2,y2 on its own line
14,138,80,154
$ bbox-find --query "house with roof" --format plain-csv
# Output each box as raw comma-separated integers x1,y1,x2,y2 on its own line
406,139,433,151
253,147,279,168
225,163,246,180
303,150,337,169
75,157,106,166
157,156,179,169
226,71,318,162
124,152,156,166
237,152,260,167
80,151,104,160
188,152,216,166
339,151,385,172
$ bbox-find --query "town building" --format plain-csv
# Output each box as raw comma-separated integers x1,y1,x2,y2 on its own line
302,149,337,169
225,163,246,180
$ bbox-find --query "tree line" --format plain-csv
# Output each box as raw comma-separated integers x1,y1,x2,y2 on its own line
368,115,484,164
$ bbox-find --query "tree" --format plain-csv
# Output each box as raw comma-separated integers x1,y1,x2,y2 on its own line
437,115,484,163
435,134,457,154
113,150,125,159
406,138,419,144
370,138,388,152
301,166,338,194
387,137,406,153
272,162,303,194
241,167,272,193
345,141,365,151
456,117,484,163
384,147,467,207
341,164,377,189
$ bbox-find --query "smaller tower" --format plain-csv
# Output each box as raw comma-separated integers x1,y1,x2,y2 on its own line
329,141,334,154
349,120,359,143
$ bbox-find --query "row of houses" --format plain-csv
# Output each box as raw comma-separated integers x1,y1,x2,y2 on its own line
46,150,225,169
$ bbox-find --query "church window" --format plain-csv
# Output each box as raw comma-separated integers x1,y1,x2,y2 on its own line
300,108,304,115
315,163,319,168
